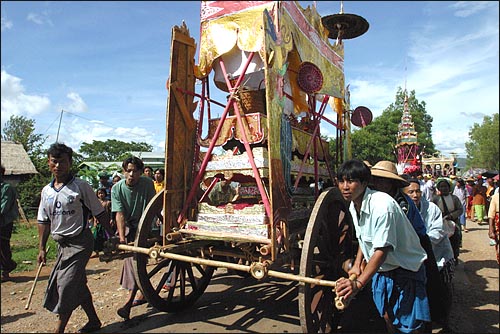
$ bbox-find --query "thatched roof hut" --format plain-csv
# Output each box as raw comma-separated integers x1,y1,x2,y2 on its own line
1,141,38,183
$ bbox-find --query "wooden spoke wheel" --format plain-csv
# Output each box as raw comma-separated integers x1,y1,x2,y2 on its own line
298,187,354,333
133,190,214,312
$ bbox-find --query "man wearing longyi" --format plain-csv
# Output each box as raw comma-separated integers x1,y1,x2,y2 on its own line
334,159,430,333
37,143,114,333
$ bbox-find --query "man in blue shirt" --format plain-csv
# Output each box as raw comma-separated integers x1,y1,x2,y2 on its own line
334,159,430,333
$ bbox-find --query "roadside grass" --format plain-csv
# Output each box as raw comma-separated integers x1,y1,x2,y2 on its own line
10,220,57,273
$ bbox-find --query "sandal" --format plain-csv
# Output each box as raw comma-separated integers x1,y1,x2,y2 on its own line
78,321,102,333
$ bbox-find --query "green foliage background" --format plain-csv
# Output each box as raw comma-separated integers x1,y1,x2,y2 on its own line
10,223,57,273
349,88,436,164
80,139,153,161
2,115,152,217
465,113,499,170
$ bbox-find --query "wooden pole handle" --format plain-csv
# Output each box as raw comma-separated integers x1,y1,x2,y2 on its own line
25,246,50,310
334,273,357,311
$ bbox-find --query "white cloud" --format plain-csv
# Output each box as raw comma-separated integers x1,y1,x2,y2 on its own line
1,70,51,122
404,11,498,157
450,1,497,18
432,128,469,156
26,11,53,26
1,16,13,31
47,115,159,152
156,140,165,152
348,79,397,116
0,71,155,151
65,92,88,113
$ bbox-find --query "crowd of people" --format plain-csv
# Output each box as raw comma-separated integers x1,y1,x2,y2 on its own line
334,159,499,333
1,142,498,333
1,142,166,333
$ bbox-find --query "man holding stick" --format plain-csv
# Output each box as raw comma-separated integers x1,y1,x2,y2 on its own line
37,143,114,333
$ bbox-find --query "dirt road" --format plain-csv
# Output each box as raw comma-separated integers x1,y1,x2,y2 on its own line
1,219,498,333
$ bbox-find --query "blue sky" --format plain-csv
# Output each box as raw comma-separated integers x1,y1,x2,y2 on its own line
1,1,498,158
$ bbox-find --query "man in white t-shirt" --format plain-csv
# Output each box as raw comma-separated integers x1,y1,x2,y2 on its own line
37,143,114,333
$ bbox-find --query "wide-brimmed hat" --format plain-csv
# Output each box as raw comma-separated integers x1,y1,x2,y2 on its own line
465,177,475,182
370,160,410,187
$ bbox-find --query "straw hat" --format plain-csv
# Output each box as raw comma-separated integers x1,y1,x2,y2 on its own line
370,160,410,187
465,177,475,182
449,175,456,179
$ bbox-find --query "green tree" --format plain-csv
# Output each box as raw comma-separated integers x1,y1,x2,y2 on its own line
2,115,47,158
1,115,87,217
77,162,122,190
79,139,153,161
2,115,51,217
465,113,499,170
350,88,436,163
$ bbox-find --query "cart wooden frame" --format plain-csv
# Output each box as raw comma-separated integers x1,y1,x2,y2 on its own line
104,2,360,332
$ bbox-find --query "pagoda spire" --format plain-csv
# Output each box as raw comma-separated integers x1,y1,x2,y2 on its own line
395,89,420,173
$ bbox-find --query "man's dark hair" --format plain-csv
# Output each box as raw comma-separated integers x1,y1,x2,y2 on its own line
407,177,420,185
47,142,73,162
401,174,420,186
337,159,371,183
0,164,5,176
122,156,144,171
96,187,108,196
154,168,165,177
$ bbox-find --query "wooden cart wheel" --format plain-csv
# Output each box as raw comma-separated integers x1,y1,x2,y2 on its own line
133,190,215,312
298,187,354,333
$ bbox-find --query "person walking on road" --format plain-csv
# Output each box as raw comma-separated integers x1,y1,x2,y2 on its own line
453,179,469,232
465,177,475,219
433,178,463,264
1,164,19,282
487,190,499,264
472,181,487,223
112,156,155,320
403,177,455,331
421,173,435,202
36,143,114,333
334,159,430,334
370,161,443,331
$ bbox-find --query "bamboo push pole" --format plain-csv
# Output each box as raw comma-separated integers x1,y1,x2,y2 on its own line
25,245,50,310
